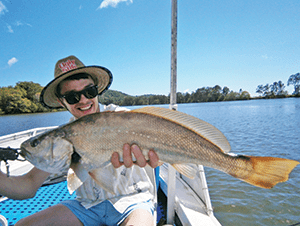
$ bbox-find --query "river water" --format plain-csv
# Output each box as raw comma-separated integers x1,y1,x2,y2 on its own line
0,98,299,225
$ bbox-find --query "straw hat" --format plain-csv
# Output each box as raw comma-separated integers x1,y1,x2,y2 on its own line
40,55,113,108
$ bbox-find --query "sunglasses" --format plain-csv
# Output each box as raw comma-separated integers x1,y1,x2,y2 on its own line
60,85,99,105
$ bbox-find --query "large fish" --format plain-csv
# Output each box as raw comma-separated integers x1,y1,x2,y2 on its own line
20,107,299,193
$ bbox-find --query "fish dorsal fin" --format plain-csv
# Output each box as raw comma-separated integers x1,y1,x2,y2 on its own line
132,107,231,153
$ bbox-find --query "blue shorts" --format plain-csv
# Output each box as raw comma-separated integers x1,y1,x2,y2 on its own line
61,199,154,226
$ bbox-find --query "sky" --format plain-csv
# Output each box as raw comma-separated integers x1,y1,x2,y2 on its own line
1,0,300,97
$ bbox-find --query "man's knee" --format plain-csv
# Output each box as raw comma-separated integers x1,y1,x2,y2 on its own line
15,216,36,226
121,209,154,226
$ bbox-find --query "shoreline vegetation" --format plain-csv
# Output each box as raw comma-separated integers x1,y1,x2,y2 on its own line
1,73,299,115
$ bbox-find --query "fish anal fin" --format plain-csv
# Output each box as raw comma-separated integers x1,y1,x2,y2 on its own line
172,163,198,179
234,156,299,189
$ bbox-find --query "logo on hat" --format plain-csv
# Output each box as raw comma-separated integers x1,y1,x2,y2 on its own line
58,59,77,73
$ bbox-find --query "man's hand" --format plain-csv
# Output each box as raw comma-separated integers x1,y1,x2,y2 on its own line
111,144,161,168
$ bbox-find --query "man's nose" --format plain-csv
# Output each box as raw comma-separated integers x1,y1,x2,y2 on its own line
79,94,88,103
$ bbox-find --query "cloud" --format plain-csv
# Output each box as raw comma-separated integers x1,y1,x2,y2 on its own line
97,0,133,9
261,54,268,60
7,24,13,33
184,89,190,93
15,20,32,27
5,21,32,33
0,1,8,15
8,57,18,67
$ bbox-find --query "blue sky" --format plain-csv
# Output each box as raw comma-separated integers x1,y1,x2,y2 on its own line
1,0,299,97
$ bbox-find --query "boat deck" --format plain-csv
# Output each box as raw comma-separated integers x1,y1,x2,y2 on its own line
0,181,76,225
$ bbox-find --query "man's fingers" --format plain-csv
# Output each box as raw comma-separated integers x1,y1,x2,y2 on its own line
111,152,123,168
111,144,161,169
123,143,134,168
148,149,161,168
131,144,147,167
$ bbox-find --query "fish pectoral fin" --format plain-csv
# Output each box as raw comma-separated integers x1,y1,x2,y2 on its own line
67,162,89,194
67,168,83,194
89,168,117,195
172,163,198,179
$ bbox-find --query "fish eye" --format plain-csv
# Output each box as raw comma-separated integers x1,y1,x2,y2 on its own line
30,139,40,147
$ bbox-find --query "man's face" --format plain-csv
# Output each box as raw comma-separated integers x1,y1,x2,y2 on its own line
58,78,100,119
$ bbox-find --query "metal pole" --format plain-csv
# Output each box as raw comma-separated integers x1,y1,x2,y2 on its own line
167,0,178,225
169,0,177,111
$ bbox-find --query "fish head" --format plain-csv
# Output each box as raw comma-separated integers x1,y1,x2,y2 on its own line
20,129,74,174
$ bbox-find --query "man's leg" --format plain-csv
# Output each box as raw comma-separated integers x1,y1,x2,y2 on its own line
120,209,154,226
15,204,83,226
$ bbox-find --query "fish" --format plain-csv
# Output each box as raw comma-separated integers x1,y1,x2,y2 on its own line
20,107,299,194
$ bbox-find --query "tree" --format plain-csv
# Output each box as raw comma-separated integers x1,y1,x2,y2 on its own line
263,84,271,97
222,86,230,96
211,85,222,101
121,96,134,106
240,91,251,100
270,82,278,97
224,91,240,101
277,81,286,96
16,81,43,101
0,87,31,114
256,85,264,96
134,96,148,106
287,73,300,95
177,92,185,103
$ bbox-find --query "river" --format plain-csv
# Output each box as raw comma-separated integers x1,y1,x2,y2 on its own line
0,98,299,225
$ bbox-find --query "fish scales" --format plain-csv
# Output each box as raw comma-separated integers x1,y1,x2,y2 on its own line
20,107,299,190
64,111,226,170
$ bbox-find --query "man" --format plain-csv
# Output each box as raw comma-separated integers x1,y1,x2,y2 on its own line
0,56,159,226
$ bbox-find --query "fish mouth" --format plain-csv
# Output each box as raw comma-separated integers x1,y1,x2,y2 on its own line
19,146,30,159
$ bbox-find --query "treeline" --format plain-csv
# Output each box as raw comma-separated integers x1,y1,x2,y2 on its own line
256,73,300,98
1,71,299,115
99,85,251,106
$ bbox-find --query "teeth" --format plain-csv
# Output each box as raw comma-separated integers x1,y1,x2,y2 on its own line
79,105,92,111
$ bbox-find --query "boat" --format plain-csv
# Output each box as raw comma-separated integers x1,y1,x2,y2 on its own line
0,123,221,226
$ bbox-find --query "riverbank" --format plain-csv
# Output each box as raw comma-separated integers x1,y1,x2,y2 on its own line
1,93,299,116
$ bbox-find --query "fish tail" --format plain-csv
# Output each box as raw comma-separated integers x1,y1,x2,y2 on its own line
230,156,299,189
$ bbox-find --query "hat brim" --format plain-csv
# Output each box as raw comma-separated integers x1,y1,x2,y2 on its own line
40,66,113,109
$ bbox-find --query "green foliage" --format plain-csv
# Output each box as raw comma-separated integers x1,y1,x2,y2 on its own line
16,81,43,101
256,80,288,98
98,90,129,105
287,73,300,95
0,82,51,115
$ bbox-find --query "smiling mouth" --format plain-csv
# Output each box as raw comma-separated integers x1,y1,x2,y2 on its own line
78,104,92,111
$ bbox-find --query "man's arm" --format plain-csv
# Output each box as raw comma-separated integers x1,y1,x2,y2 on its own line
111,144,161,168
0,167,50,200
